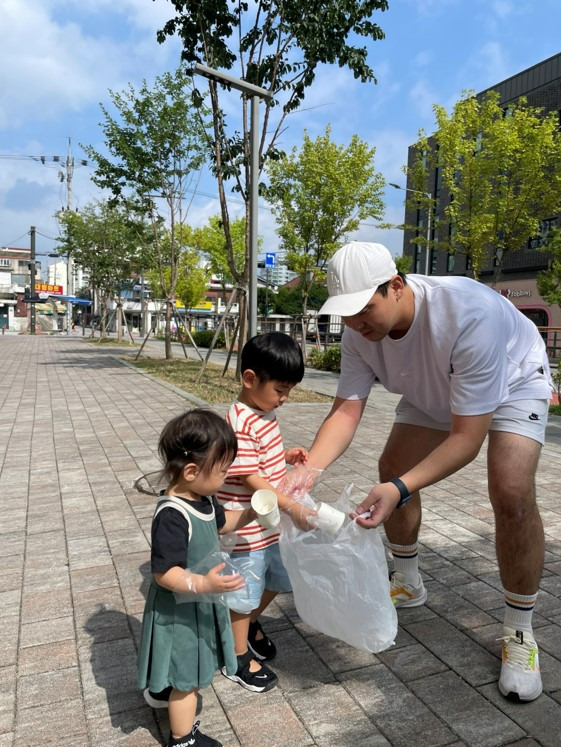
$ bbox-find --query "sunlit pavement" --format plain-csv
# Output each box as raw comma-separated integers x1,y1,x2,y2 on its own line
1,335,560,746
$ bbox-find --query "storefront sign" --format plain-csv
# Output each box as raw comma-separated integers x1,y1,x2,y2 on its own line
500,288,532,299
35,282,64,295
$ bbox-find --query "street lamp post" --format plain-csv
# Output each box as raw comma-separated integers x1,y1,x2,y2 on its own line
192,62,273,339
389,182,432,276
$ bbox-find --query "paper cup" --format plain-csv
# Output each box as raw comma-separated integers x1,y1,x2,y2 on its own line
251,489,280,529
315,501,346,534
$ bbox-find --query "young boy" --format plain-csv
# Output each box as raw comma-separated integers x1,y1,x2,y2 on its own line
216,332,316,693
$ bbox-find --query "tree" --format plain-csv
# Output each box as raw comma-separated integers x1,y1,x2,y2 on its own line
83,65,209,358
265,125,385,352
57,201,145,339
157,0,389,356
409,90,561,281
537,228,561,311
148,226,211,325
273,281,328,315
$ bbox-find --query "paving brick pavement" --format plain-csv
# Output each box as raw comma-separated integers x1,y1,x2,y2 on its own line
1,335,561,747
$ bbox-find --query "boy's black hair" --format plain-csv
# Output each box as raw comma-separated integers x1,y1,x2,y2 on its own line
158,408,237,485
241,332,304,384
376,271,408,298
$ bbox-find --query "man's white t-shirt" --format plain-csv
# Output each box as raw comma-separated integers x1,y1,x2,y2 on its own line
337,275,552,423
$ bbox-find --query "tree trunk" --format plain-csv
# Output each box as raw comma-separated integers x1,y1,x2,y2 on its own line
117,302,123,343
235,290,248,382
164,301,173,360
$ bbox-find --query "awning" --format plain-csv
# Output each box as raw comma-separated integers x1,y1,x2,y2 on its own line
48,294,92,305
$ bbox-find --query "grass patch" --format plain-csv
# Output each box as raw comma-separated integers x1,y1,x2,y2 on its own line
128,356,333,405
87,337,138,346
549,404,561,416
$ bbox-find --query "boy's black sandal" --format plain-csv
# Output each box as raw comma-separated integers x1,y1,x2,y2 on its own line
248,619,277,661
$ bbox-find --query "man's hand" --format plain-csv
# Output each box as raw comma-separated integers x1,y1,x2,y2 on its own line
349,482,402,529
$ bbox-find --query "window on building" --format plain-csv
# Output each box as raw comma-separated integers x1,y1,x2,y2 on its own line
0,259,11,267
11,274,27,285
528,217,558,250
447,252,455,272
18,260,30,268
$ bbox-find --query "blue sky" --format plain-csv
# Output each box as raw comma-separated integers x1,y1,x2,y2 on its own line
1,0,561,277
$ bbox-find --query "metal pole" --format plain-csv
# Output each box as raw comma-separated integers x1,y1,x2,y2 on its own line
249,94,259,338
66,139,74,333
140,272,146,336
30,226,36,335
425,198,432,276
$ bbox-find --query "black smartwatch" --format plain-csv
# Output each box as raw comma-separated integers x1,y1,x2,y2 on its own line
389,477,412,509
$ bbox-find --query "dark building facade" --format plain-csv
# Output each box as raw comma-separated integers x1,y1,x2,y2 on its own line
402,52,561,329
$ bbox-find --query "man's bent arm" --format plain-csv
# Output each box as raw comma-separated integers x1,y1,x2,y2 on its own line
355,411,493,527
308,396,367,469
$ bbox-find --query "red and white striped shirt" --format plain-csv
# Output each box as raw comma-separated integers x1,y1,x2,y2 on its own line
217,401,286,552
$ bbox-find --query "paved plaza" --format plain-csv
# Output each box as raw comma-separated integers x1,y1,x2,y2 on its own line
1,335,561,747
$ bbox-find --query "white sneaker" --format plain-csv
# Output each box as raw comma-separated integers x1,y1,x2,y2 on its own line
390,571,427,607
498,627,542,701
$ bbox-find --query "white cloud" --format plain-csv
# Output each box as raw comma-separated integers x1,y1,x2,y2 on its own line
408,79,438,121
0,0,176,130
491,0,514,19
456,41,510,93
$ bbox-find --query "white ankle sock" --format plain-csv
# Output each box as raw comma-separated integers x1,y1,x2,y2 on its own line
388,542,420,585
503,589,538,633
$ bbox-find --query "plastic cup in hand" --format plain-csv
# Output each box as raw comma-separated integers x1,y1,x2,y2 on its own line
314,501,346,534
251,489,280,529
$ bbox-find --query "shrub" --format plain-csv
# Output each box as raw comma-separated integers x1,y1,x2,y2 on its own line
191,329,226,348
307,345,341,372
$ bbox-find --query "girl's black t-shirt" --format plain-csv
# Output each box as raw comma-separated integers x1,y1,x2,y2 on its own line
151,495,226,574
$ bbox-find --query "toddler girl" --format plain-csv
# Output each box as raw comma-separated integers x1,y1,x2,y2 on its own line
137,408,256,747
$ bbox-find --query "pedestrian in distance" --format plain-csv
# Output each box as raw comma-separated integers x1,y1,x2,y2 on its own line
137,408,258,747
306,241,552,702
216,332,317,693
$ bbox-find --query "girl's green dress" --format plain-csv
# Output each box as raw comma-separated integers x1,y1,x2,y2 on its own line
137,495,237,692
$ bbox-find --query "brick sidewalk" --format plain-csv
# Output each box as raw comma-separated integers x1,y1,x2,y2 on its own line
1,336,561,746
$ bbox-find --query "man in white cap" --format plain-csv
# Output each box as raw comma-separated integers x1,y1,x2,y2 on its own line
306,241,552,702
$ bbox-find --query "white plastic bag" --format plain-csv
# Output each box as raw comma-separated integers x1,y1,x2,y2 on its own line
173,547,260,607
279,485,397,652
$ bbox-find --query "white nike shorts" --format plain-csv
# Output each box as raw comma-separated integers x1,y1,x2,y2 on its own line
394,398,549,445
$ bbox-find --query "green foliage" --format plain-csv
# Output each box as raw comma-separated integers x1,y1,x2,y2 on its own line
158,2,389,117
147,233,210,311
191,330,225,348
410,91,561,281
57,201,142,298
83,65,208,205
83,65,210,357
273,281,328,315
537,228,561,312
307,345,341,372
191,215,253,284
265,125,385,314
156,1,388,342
394,254,412,274
550,366,561,400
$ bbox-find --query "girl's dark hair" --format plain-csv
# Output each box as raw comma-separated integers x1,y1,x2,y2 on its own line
376,271,408,298
158,408,237,485
241,332,304,383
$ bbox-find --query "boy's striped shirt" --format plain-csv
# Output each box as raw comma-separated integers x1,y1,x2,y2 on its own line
217,401,286,552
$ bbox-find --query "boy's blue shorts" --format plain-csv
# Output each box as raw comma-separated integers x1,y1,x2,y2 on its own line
225,543,291,614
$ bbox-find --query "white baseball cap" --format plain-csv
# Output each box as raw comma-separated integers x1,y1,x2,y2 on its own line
318,241,397,316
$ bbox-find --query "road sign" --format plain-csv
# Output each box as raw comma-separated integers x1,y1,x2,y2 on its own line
265,252,276,268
